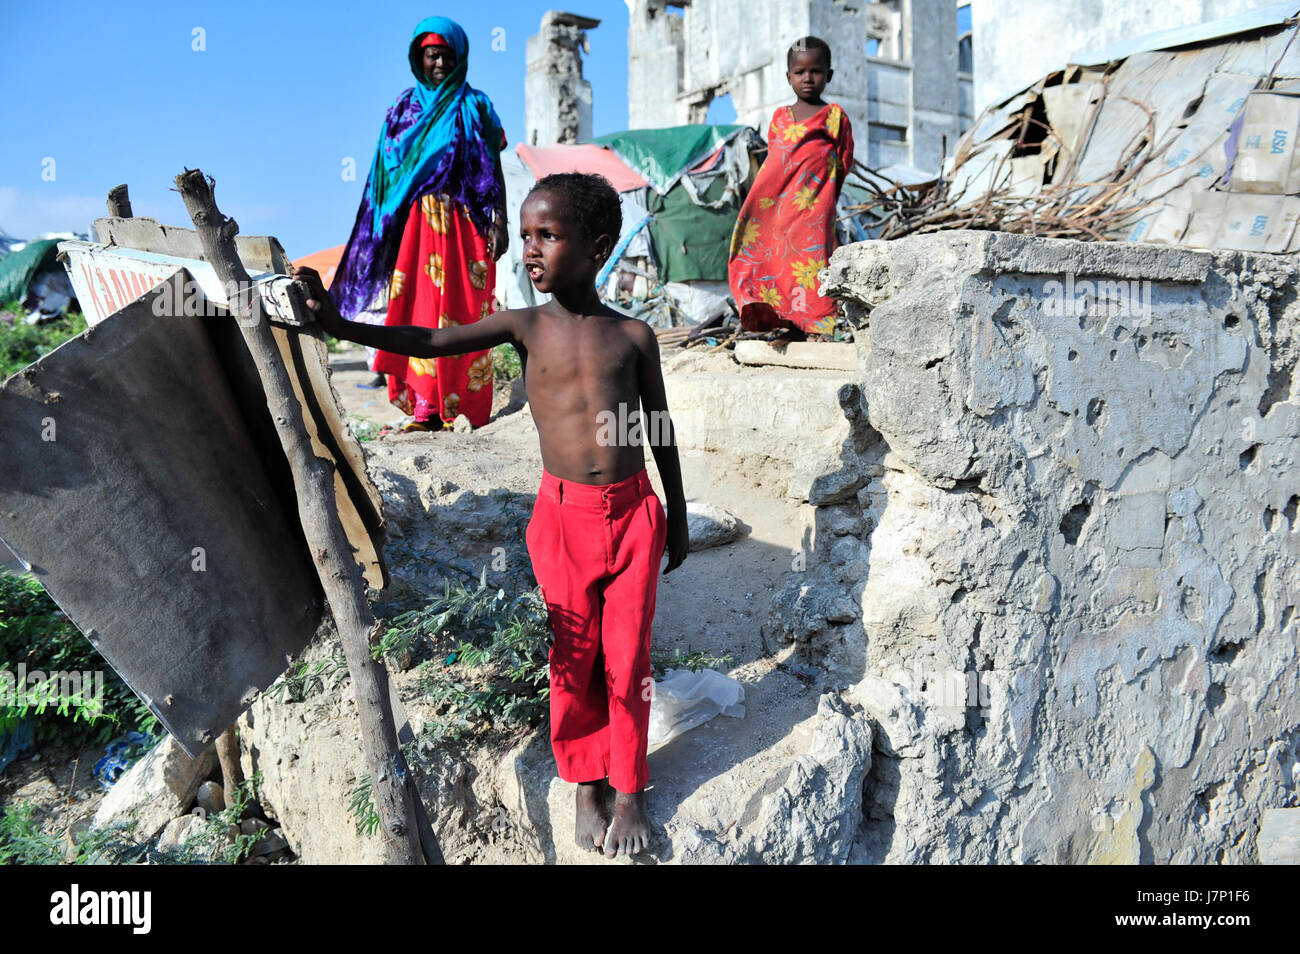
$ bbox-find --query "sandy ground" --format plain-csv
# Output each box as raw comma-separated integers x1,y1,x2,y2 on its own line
327,339,812,680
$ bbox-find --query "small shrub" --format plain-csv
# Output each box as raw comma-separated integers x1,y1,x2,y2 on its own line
172,772,266,864
491,342,522,391
377,571,551,743
263,652,350,704
0,805,169,866
650,647,733,680
0,304,87,380
0,803,62,864
1,571,160,749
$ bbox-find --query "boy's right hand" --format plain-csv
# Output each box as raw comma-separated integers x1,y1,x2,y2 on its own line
292,266,344,335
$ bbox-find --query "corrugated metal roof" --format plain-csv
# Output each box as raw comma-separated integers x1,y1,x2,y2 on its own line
1071,1,1300,66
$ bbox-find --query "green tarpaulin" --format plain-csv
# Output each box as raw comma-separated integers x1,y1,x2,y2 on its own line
0,239,60,305
594,125,749,194
645,175,736,283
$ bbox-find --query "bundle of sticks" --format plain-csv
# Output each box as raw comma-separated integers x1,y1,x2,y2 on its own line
842,83,1167,243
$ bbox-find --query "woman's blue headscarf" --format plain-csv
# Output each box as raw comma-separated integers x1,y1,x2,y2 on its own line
331,16,506,320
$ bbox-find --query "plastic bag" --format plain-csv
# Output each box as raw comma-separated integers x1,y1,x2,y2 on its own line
647,668,746,746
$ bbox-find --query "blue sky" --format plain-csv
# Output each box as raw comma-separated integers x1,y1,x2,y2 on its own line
0,1,632,257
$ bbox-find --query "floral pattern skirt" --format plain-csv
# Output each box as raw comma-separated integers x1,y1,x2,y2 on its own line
373,192,495,427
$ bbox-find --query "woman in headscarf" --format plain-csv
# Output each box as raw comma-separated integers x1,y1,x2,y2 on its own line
331,16,508,431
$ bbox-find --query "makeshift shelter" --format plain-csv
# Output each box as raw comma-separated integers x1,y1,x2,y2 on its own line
499,124,764,327
0,233,81,321
296,125,767,328
0,216,387,755
845,2,1300,253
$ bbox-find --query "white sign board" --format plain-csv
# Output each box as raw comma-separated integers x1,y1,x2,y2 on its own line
59,241,303,327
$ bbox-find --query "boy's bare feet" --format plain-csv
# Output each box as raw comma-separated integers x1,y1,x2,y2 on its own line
604,789,652,857
575,780,608,851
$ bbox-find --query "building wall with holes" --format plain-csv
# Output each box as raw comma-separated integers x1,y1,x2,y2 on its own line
627,0,975,174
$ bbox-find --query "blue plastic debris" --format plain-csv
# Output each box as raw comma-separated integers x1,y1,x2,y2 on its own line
0,719,35,774
92,732,154,790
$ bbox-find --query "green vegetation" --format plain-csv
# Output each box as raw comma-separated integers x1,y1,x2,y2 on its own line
1,807,168,865
172,773,267,864
376,571,551,744
1,571,160,749
263,650,350,704
0,302,87,380
650,646,733,679
0,773,276,865
348,775,382,837
0,803,63,864
491,342,522,391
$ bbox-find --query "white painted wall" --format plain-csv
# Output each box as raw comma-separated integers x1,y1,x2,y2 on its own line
971,0,1281,112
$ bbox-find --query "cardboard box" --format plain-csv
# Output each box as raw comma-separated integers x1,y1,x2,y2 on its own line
1228,90,1300,194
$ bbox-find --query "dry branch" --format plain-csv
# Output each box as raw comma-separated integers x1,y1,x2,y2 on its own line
174,168,440,865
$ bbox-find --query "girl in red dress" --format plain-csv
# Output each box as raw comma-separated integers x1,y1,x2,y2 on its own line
727,36,854,338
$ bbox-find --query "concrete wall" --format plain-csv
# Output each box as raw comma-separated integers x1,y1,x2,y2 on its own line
971,0,1278,111
791,230,1299,862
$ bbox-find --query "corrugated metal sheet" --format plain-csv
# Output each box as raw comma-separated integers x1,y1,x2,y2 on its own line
946,10,1300,253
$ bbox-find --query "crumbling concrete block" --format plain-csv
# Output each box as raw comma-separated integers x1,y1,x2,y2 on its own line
822,229,1300,864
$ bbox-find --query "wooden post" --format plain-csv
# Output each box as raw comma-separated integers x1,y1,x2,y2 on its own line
106,184,132,218
174,168,440,865
214,726,244,810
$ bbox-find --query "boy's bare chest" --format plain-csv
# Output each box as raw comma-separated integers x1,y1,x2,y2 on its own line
522,321,639,409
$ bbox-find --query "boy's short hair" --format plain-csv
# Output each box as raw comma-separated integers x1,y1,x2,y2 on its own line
787,35,832,69
528,173,622,248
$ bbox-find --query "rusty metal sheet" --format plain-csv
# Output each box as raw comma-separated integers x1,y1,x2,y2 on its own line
0,278,325,755
58,239,386,589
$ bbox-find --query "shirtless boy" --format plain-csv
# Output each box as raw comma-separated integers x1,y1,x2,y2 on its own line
294,172,689,858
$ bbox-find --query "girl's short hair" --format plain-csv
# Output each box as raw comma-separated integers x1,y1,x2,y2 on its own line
787,36,832,69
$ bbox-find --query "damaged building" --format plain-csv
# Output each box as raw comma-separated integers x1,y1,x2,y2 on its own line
525,11,601,145
626,0,974,174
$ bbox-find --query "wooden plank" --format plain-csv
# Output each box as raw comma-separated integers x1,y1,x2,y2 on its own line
93,216,291,274
59,241,302,327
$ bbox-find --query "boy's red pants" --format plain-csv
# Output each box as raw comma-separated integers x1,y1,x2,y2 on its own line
525,466,667,794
